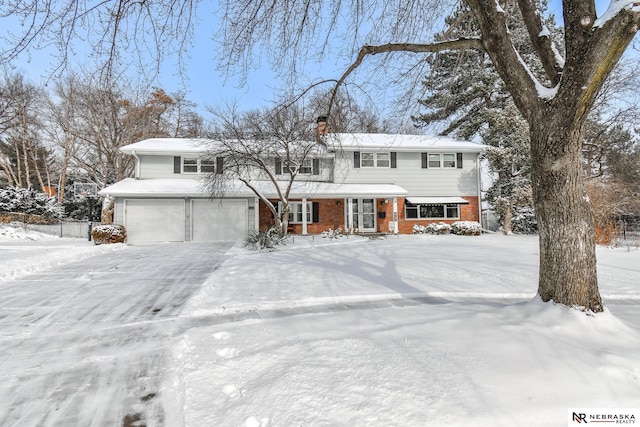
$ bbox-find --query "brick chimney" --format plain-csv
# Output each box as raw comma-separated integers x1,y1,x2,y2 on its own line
316,115,329,136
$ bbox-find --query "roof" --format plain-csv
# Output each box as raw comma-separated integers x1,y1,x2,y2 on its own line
405,197,470,204
120,138,213,155
327,133,485,153
100,178,408,199
119,133,485,155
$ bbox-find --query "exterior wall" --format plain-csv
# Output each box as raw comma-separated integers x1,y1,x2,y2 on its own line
138,155,179,179
333,151,480,196
258,195,480,235
138,154,335,182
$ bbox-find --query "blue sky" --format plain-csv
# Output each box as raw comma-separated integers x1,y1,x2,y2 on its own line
4,0,616,116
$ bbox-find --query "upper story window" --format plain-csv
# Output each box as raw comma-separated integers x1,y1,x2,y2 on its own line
354,151,395,168
422,153,462,169
275,158,320,175
175,156,221,174
285,159,313,174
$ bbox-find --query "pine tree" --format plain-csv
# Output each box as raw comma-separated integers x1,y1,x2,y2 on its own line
414,2,559,233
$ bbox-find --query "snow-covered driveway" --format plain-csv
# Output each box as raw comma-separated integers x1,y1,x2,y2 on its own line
0,241,233,427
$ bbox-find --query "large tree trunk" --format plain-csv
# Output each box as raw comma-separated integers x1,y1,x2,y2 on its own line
530,113,602,312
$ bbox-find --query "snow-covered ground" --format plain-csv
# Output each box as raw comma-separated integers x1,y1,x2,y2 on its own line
174,233,640,427
1,224,639,426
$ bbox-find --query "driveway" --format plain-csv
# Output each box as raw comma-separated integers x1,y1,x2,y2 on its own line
0,242,233,427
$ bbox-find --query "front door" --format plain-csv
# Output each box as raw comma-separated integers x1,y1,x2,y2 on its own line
348,198,376,232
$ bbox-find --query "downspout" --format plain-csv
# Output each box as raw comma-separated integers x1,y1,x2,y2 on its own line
477,153,483,226
132,150,140,179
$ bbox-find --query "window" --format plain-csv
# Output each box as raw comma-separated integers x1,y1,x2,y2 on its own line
200,159,216,173
361,152,390,168
285,159,312,174
443,153,456,168
182,157,215,173
405,203,460,219
361,152,375,167
425,153,457,168
182,158,198,173
281,202,313,223
428,154,441,168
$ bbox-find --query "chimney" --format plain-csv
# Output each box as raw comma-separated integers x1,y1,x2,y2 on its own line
316,115,329,136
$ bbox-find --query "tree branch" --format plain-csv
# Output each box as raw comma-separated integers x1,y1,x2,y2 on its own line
327,38,484,117
466,0,541,123
517,0,564,85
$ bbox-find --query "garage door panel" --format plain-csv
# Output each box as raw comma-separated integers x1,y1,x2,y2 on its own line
125,199,185,243
192,199,247,242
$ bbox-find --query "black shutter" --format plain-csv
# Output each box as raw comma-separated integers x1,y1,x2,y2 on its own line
215,157,224,174
421,153,428,169
312,202,319,223
275,158,282,175
354,151,360,168
312,158,320,175
457,153,463,169
174,156,181,174
390,152,397,168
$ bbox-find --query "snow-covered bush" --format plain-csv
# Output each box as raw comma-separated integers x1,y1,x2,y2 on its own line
426,222,452,235
321,228,343,239
91,224,126,244
451,221,482,236
412,224,426,234
245,227,289,251
413,223,452,234
0,186,61,218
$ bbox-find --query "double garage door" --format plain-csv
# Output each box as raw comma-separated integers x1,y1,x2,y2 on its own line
124,199,248,243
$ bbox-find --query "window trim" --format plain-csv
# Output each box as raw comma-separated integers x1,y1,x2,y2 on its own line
423,153,460,169
360,151,391,168
280,201,313,224
181,157,216,174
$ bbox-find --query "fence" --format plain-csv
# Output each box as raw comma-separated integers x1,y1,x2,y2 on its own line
20,220,94,239
617,218,640,247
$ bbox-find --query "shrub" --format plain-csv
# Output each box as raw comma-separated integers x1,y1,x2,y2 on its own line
92,224,127,244
426,222,452,235
245,227,288,251
451,221,482,236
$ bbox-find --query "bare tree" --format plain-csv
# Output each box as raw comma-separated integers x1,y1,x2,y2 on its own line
206,103,326,234
0,0,197,79
49,74,203,188
0,73,52,191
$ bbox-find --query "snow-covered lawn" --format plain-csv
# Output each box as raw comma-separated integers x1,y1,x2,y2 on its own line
1,225,639,426
175,234,640,427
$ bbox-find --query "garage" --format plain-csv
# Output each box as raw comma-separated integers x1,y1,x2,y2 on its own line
124,199,185,243
191,199,248,241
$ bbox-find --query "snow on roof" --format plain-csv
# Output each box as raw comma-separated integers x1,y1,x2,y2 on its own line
120,138,214,155
405,197,470,205
120,133,485,156
100,178,408,198
327,133,485,152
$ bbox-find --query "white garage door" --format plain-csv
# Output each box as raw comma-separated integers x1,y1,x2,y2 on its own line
125,199,185,243
192,199,248,241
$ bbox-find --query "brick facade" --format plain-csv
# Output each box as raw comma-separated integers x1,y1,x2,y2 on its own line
259,196,480,234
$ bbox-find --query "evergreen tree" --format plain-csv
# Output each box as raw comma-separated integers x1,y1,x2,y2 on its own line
414,2,559,233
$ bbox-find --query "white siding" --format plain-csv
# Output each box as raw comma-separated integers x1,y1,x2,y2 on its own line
333,150,480,196
138,155,179,179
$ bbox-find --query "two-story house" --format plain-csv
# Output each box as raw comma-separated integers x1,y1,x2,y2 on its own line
100,132,485,243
